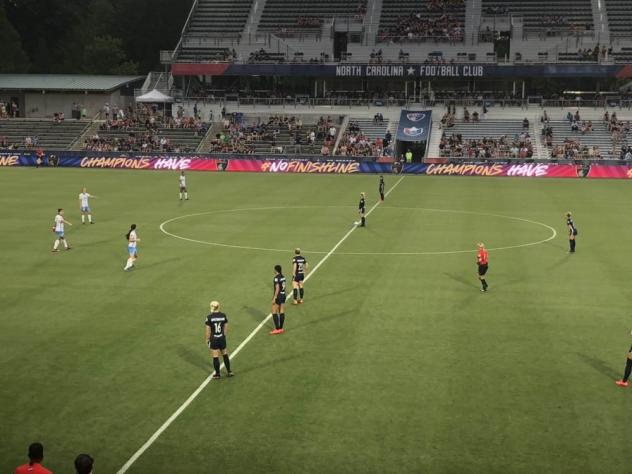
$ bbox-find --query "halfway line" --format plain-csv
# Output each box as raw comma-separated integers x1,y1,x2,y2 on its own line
116,175,405,473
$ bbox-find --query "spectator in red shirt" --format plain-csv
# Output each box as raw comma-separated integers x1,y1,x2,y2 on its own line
15,442,53,474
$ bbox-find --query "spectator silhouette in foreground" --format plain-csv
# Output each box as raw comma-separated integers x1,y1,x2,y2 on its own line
74,454,94,474
15,442,53,474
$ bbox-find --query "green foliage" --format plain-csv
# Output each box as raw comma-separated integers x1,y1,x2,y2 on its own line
2,0,193,73
0,4,29,71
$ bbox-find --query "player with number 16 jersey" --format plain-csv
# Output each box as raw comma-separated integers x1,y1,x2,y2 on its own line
205,301,232,379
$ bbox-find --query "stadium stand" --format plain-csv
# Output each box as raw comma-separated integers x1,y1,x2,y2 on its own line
205,114,341,155
378,0,466,42
335,116,390,157
176,46,234,63
258,0,361,34
0,119,89,150
186,0,253,37
439,117,534,159
605,0,632,38
546,115,629,159
85,121,207,153
481,0,593,34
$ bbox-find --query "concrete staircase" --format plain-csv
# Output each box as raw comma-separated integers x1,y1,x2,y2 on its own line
242,0,267,43
427,120,443,158
71,120,101,151
465,0,482,46
591,0,609,44
363,0,383,46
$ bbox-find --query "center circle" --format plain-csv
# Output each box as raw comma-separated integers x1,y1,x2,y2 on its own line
159,206,557,256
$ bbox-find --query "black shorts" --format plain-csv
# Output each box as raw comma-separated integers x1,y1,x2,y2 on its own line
293,273,304,282
180,186,187,192
274,294,286,305
478,264,488,276
209,336,226,350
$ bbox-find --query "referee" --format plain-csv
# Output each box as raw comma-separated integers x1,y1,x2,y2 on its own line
566,212,578,253
379,176,385,202
477,243,489,292
358,192,366,227
615,333,632,387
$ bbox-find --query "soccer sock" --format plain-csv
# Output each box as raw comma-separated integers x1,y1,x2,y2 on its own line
570,240,576,251
293,288,298,301
623,358,632,382
223,354,231,372
299,288,304,300
63,239,68,249
361,216,366,226
273,313,280,329
53,239,60,250
279,313,285,329
125,258,133,269
81,215,85,223
185,192,188,199
481,279,487,289
179,192,183,200
88,214,92,223
212,357,220,375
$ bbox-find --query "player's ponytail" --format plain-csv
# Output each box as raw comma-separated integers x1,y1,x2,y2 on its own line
126,224,137,240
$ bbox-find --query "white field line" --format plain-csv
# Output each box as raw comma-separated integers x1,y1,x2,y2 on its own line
116,175,405,473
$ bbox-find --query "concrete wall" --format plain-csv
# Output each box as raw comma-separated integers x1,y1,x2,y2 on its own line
22,91,135,118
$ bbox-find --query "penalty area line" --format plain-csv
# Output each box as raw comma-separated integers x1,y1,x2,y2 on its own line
116,175,406,473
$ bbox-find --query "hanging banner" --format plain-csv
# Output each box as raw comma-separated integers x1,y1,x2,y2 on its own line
396,110,432,143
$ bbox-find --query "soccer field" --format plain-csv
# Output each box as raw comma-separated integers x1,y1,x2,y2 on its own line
1,168,631,473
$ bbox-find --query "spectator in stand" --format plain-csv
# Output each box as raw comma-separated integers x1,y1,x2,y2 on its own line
74,454,94,474
15,442,52,474
522,117,529,129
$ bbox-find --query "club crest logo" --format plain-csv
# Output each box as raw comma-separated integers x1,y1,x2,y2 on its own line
406,113,426,122
403,127,424,137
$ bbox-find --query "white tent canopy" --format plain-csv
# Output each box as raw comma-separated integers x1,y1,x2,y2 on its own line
135,89,174,103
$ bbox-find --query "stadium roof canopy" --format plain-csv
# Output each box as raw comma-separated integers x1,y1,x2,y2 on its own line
0,74,144,92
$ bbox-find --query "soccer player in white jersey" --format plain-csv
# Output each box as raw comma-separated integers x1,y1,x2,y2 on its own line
52,208,72,252
179,171,188,201
124,224,140,271
78,187,97,224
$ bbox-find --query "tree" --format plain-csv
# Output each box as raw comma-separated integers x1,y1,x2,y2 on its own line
0,3,29,71
81,35,139,75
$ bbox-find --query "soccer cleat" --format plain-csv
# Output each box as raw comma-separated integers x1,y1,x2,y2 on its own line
66,247,72,250
227,371,234,377
278,329,285,334
52,249,60,252
615,380,628,387
269,329,282,335
481,288,487,292
90,222,94,224
298,300,304,304
212,373,221,380
292,300,299,305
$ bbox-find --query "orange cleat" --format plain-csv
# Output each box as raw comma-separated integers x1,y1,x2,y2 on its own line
298,300,304,304
269,329,282,335
292,300,299,305
615,380,629,387
278,329,285,334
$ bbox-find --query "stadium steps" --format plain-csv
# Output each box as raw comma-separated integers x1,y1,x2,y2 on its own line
427,120,443,158
363,0,383,46
197,122,224,152
242,0,267,41
590,0,609,44
466,0,483,46
71,121,102,151
0,119,90,150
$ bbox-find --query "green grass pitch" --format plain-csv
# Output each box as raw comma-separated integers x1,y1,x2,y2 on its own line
1,168,631,473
